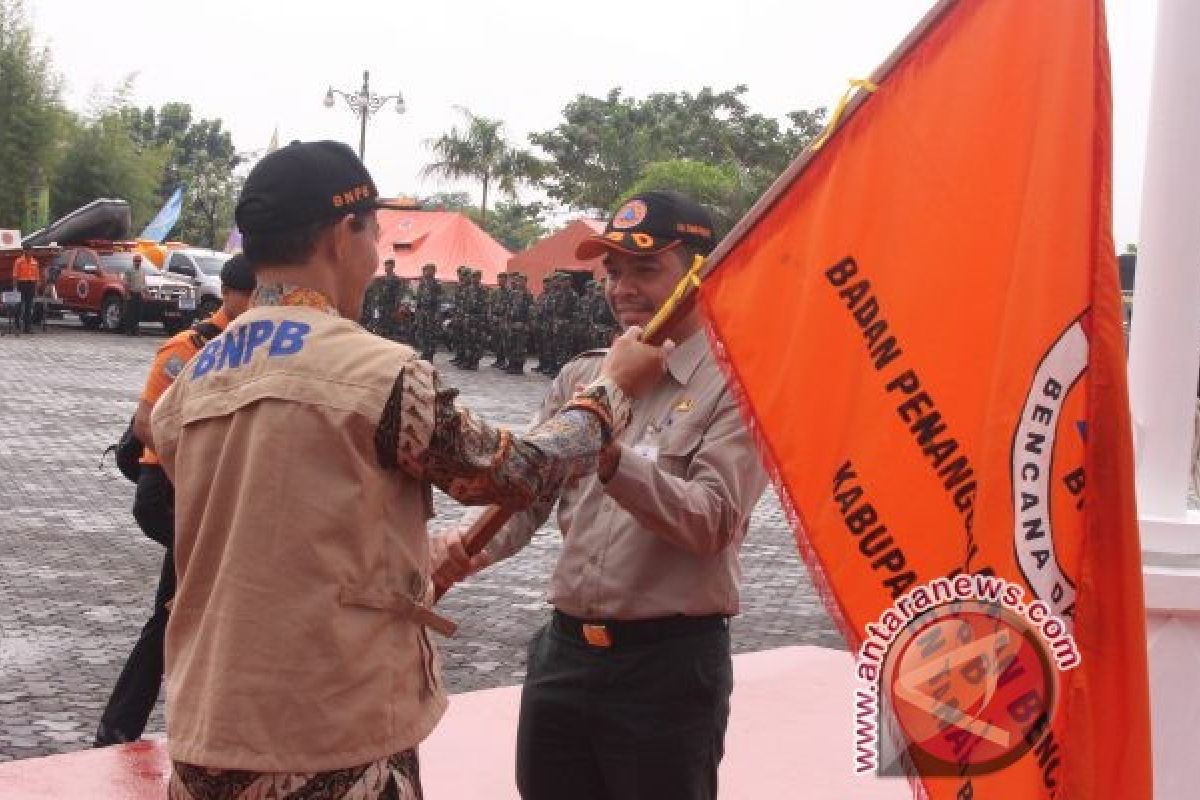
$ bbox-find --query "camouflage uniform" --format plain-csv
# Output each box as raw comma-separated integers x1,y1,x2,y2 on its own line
364,272,406,342
570,281,595,359
450,266,471,365
413,263,442,361
532,276,554,373
588,280,617,348
488,273,512,368
460,270,488,369
395,279,414,345
504,273,534,375
550,273,578,373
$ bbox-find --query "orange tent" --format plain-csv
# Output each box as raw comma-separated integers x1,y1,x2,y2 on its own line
507,219,605,294
374,210,511,285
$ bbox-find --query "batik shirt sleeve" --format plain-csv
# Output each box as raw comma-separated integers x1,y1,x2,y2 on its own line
375,358,624,508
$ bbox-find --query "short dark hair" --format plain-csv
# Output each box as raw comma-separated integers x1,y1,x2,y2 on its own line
243,213,369,268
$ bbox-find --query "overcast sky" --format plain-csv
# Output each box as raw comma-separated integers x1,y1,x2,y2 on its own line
28,0,1155,246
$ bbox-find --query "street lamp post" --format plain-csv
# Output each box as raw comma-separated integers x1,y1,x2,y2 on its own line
323,70,405,162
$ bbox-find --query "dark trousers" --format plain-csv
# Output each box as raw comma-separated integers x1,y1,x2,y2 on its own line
124,292,143,335
17,281,35,332
96,466,175,745
516,614,733,800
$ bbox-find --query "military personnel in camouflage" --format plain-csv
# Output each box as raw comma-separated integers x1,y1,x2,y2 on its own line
504,272,534,375
450,265,472,366
569,279,595,359
533,275,554,374
458,269,488,370
395,277,414,345
588,279,618,348
414,262,443,361
488,272,513,369
362,259,407,341
549,271,578,374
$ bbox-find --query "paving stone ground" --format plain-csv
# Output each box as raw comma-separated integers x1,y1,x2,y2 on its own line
0,320,843,762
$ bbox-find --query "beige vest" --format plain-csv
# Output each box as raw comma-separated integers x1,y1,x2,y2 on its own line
152,304,446,772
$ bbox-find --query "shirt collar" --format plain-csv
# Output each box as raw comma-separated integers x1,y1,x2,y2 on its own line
665,329,709,386
251,283,340,317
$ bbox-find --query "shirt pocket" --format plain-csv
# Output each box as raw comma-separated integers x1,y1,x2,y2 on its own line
655,422,705,478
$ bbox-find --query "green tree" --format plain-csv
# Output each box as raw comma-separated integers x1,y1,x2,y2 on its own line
420,191,473,211
174,152,242,249
51,108,170,229
422,107,544,223
124,102,241,245
0,0,64,230
469,200,548,252
621,159,745,237
531,86,825,213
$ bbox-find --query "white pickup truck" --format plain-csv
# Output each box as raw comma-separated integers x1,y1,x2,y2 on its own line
161,247,232,319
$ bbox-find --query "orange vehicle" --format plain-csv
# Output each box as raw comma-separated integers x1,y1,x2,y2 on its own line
43,243,197,332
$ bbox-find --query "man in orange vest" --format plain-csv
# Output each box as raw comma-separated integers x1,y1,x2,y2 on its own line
94,255,257,747
12,244,40,333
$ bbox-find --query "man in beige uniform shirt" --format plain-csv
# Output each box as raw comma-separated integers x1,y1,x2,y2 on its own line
149,141,670,800
435,191,769,800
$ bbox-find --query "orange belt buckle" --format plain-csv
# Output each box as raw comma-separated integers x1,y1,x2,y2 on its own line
582,623,613,648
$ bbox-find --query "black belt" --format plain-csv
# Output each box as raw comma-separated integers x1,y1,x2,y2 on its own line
552,609,728,649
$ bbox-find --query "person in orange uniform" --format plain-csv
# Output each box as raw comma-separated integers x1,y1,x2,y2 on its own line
94,254,257,747
12,244,40,333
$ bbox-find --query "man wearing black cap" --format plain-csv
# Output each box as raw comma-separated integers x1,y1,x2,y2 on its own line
147,141,670,800
94,254,256,748
435,190,769,800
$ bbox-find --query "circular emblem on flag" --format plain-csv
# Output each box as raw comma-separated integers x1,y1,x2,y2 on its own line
1011,315,1086,620
611,200,648,230
880,600,1057,776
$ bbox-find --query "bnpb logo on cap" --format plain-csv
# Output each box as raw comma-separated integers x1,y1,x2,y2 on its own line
612,200,648,230
332,184,375,208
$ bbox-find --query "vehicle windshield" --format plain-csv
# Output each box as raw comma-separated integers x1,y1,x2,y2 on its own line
99,254,163,276
195,255,230,276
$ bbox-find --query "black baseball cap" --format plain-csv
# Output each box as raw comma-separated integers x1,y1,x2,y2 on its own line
235,140,408,235
220,254,257,292
576,190,716,260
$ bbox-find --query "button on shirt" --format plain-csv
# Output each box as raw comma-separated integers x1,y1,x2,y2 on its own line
485,330,769,619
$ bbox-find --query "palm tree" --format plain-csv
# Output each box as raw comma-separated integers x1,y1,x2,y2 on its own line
421,107,543,223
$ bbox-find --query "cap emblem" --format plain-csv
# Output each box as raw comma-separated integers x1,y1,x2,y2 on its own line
611,199,647,230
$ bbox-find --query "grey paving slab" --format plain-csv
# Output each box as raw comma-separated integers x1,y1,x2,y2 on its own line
0,320,842,761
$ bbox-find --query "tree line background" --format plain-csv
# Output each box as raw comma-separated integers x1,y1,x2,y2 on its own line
0,0,825,252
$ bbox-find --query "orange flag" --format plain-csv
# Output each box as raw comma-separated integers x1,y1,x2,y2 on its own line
700,1,1151,797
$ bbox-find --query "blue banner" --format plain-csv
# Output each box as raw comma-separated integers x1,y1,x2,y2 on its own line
140,186,185,242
